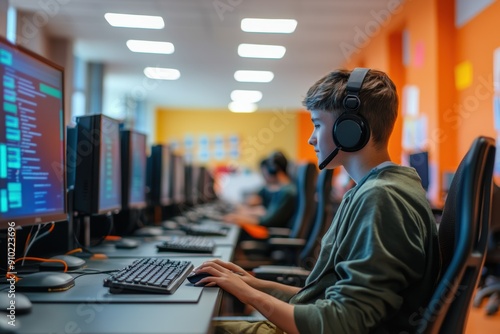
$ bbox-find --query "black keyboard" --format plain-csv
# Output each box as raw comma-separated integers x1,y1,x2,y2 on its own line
182,224,229,237
156,236,215,253
103,258,193,294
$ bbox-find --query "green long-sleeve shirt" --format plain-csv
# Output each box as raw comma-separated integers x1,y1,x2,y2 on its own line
289,164,440,333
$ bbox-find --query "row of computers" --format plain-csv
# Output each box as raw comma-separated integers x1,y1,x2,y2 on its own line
0,34,225,297
0,33,218,232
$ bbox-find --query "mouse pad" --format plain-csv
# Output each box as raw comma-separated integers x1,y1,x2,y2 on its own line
23,258,204,304
89,241,227,258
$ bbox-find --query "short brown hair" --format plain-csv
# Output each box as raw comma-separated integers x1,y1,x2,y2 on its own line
302,69,398,147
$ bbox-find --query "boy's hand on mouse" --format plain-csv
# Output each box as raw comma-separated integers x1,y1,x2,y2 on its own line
195,259,256,284
194,260,258,303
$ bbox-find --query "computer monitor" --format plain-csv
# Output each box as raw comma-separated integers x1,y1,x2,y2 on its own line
120,130,147,209
147,144,172,206
184,164,195,206
197,166,209,203
183,164,204,206
203,168,218,202
191,165,201,204
409,151,430,191
0,36,67,229
73,114,121,215
172,154,185,204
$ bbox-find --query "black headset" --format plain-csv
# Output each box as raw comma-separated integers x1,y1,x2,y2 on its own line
265,151,287,176
265,158,277,175
332,67,371,152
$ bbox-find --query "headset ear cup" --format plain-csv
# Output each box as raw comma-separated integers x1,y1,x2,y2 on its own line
265,157,277,175
331,68,371,153
332,113,370,152
267,161,277,175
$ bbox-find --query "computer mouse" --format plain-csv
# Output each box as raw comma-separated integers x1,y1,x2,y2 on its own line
39,255,86,271
115,238,139,249
187,272,213,286
133,226,163,237
16,272,75,292
0,291,32,314
161,220,179,230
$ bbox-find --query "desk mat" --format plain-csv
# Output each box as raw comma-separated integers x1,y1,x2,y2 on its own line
23,258,204,303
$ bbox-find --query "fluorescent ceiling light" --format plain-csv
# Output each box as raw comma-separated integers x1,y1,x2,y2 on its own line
144,67,180,80
104,13,164,29
126,40,174,54
230,90,263,103
241,18,297,33
228,102,258,113
234,70,274,83
238,44,286,59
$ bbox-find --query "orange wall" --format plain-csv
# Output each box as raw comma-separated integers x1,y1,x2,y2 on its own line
455,1,498,158
333,0,467,206
342,0,500,205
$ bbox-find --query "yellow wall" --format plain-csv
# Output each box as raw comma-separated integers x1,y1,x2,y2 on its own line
155,108,300,171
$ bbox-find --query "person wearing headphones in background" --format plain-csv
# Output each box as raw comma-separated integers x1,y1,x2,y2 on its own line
193,68,440,334
223,151,298,230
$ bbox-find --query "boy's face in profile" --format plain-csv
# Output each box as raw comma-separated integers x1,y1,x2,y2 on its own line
308,109,340,169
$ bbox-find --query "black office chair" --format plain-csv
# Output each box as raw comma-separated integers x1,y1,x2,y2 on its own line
252,168,334,286
473,183,500,315
416,136,496,333
272,161,318,240
235,162,318,269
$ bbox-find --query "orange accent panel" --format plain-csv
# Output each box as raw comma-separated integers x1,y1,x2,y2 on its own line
296,110,316,163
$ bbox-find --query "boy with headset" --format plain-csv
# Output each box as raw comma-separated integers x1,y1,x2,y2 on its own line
193,68,440,333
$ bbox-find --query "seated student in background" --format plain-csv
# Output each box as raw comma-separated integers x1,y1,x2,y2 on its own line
193,68,440,334
223,151,297,229
229,157,279,218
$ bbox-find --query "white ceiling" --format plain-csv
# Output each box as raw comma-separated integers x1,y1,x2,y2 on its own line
9,0,395,111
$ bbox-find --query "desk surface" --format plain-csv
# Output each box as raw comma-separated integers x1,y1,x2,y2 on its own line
11,224,240,334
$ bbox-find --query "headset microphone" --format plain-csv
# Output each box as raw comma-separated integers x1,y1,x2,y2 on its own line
318,146,341,170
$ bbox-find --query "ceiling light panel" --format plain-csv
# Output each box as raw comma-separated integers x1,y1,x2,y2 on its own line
241,18,297,33
230,90,263,103
228,101,257,113
234,70,274,83
126,40,174,54
238,44,286,59
144,67,180,80
104,13,165,29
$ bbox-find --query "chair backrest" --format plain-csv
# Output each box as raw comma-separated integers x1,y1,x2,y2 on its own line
417,136,496,333
298,168,334,270
287,162,318,239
